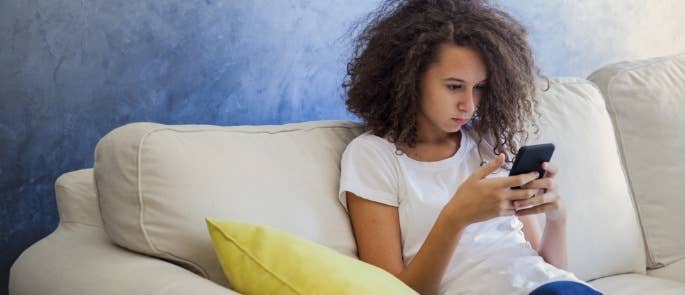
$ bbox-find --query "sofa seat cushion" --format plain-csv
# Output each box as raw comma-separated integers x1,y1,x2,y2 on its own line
588,53,685,268
589,273,685,294
94,120,364,288
648,258,685,283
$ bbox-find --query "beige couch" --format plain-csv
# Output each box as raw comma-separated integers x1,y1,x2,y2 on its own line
10,53,685,294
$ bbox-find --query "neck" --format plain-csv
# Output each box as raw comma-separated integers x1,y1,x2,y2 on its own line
416,131,460,145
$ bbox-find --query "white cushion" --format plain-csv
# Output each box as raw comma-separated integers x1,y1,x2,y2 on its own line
94,120,364,288
55,168,102,227
525,78,646,280
589,274,685,295
588,53,685,268
10,223,237,295
648,258,685,283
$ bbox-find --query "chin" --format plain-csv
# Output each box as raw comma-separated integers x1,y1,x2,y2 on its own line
448,126,462,133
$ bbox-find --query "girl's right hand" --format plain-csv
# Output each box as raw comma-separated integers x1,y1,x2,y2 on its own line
442,153,541,226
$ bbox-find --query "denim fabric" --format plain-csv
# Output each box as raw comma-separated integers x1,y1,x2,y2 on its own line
529,280,604,295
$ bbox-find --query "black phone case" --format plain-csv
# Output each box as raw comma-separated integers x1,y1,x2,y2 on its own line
508,143,555,189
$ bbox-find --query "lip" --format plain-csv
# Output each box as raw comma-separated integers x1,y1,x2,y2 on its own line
451,118,468,125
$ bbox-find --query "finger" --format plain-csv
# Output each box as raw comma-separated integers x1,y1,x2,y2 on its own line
471,153,504,180
542,162,557,178
492,171,539,189
515,202,558,216
520,178,555,191
519,183,545,196
505,188,538,201
514,192,557,210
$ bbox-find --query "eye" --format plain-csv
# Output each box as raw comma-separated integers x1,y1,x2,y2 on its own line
447,84,462,91
475,84,488,90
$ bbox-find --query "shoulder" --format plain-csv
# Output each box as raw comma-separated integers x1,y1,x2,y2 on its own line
341,132,402,179
344,131,399,158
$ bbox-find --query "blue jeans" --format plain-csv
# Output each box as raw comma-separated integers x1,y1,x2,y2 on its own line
529,280,604,295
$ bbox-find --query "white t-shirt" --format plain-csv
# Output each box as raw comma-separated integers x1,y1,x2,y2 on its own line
338,128,598,294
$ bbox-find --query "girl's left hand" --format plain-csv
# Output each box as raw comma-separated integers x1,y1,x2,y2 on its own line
512,162,566,221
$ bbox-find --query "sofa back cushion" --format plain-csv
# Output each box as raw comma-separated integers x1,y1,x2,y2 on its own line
525,78,646,280
94,121,364,288
588,53,685,268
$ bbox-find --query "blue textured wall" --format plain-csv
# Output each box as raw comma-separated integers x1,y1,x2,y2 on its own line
1,0,684,293
0,0,379,292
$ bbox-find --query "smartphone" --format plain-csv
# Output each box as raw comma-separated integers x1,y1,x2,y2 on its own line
508,143,555,189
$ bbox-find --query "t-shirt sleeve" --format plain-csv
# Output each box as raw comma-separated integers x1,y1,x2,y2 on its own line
338,137,400,213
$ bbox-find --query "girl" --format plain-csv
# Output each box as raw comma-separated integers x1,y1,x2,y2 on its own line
338,0,604,294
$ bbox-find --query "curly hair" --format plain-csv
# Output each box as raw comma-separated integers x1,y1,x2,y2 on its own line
342,0,547,167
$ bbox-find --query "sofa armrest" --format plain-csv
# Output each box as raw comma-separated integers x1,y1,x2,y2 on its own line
54,168,103,227
10,222,239,295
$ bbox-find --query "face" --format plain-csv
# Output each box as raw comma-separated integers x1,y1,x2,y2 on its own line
416,43,488,142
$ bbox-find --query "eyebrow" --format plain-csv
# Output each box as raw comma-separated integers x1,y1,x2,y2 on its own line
444,77,488,83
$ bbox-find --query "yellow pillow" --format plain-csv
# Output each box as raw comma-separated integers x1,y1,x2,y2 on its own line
205,218,418,294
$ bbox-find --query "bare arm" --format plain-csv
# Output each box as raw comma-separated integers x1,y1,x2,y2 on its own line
346,192,468,295
538,216,567,269
518,214,541,251
519,214,567,269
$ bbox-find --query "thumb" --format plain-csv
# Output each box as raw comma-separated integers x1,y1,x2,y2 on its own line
472,153,504,180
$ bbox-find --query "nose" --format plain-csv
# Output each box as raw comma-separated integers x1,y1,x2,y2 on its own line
458,87,477,114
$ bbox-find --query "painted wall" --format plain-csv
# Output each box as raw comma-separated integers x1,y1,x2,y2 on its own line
499,1,685,77
1,0,684,293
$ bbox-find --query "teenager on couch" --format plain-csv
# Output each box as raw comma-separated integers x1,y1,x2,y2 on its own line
339,0,604,294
